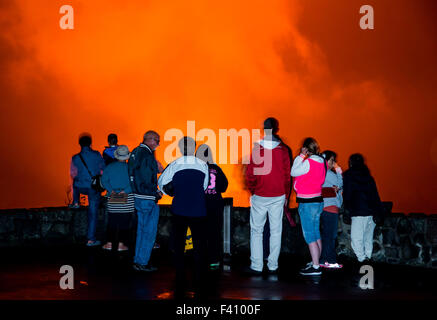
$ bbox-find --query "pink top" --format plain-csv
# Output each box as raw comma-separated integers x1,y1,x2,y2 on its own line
293,159,326,199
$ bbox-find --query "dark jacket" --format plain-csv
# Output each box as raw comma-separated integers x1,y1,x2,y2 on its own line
128,144,159,201
205,163,228,205
102,146,118,166
70,147,105,189
343,168,383,218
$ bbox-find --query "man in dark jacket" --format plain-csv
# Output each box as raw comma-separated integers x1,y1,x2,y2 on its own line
70,133,105,246
343,153,383,263
128,131,162,272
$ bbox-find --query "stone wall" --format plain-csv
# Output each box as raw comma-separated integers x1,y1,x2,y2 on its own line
1,201,436,268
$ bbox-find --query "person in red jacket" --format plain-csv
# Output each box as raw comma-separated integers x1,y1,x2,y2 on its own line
245,118,291,274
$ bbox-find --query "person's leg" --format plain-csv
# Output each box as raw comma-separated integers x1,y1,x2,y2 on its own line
172,215,188,289
86,188,101,242
266,195,285,271
299,203,320,266
350,216,366,262
118,213,131,249
72,186,80,205
314,203,323,258
321,211,338,264
328,213,339,264
364,216,376,260
189,216,209,290
104,211,116,249
134,200,159,266
263,218,270,263
249,195,268,272
319,211,329,264
134,199,146,264
206,204,222,265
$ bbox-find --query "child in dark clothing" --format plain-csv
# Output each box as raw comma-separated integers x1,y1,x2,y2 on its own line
196,144,229,270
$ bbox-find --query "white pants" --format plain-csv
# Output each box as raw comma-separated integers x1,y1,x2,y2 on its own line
351,216,376,262
250,194,285,271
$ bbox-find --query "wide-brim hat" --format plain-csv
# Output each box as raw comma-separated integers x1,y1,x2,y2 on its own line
114,145,130,161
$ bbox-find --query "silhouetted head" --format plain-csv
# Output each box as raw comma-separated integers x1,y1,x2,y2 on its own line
302,137,320,156
79,133,92,148
348,153,370,174
143,130,160,151
263,117,279,136
195,144,214,164
322,150,337,170
178,136,196,156
107,133,118,146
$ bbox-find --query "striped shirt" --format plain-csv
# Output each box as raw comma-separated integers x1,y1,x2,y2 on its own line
107,193,135,213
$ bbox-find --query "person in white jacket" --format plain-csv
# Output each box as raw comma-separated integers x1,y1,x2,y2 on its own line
319,150,343,269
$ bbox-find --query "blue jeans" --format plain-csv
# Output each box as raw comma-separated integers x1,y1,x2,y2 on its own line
298,202,323,244
134,199,160,266
320,211,339,264
73,186,101,241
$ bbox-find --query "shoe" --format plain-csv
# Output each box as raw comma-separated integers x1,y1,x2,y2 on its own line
68,203,80,209
133,263,157,272
102,243,112,251
243,266,263,276
118,245,129,252
267,269,278,275
209,262,220,271
86,240,101,247
320,262,343,269
300,264,322,276
153,243,160,249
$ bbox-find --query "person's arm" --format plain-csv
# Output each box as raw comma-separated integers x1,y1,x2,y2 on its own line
70,157,78,180
101,167,113,194
203,163,210,191
290,154,310,177
283,148,291,199
245,152,257,194
216,166,229,194
158,162,174,195
97,152,105,174
342,173,352,210
335,166,343,190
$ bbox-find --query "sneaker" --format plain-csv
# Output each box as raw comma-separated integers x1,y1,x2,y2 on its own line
323,262,343,269
209,262,220,271
153,243,160,250
68,203,80,209
86,240,101,247
133,263,157,272
300,264,322,276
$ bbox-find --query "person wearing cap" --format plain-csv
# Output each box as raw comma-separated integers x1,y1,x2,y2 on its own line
101,145,135,252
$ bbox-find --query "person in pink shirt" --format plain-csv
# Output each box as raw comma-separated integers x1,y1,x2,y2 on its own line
291,137,327,276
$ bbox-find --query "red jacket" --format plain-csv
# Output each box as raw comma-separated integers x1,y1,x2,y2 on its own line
246,140,291,197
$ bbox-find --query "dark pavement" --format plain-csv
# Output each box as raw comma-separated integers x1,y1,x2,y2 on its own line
1,245,436,300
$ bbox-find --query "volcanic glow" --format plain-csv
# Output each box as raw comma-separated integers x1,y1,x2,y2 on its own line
0,0,436,212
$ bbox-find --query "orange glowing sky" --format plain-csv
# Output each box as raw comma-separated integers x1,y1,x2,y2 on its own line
0,0,436,213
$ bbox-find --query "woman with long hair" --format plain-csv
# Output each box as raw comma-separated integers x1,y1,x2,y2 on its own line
291,137,326,276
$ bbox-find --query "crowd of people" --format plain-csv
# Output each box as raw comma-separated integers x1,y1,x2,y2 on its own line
69,117,384,294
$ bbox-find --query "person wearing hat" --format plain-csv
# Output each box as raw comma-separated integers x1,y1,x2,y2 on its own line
101,145,135,252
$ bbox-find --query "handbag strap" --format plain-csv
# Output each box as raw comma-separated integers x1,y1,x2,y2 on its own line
78,153,93,178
